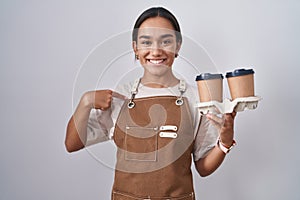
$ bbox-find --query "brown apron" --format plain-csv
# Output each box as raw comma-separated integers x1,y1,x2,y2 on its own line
112,80,195,200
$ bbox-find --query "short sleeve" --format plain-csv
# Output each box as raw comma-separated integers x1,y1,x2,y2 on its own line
85,88,127,146
86,108,113,146
193,115,219,161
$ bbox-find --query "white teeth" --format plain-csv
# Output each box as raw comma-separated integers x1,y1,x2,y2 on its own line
149,59,164,64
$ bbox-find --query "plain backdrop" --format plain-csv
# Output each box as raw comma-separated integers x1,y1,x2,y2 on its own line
1,0,300,200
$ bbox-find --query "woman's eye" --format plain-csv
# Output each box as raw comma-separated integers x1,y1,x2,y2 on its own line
141,40,152,46
161,39,173,46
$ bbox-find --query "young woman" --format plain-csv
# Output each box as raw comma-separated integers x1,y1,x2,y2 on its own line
65,7,236,200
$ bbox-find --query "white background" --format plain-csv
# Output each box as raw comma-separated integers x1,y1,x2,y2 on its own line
1,0,300,200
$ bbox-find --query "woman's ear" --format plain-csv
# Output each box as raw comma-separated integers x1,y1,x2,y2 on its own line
175,42,182,57
132,41,138,55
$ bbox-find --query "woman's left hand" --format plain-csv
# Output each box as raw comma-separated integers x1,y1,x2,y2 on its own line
206,112,237,147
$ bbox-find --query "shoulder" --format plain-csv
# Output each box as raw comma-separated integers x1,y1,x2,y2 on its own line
114,80,136,98
183,80,198,99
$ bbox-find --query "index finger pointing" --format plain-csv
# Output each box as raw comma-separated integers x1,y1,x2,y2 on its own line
112,91,127,100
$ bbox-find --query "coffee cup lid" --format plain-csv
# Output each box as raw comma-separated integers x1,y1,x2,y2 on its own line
195,73,223,81
226,68,254,78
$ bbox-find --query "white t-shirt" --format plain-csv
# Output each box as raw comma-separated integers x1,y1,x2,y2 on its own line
86,80,218,161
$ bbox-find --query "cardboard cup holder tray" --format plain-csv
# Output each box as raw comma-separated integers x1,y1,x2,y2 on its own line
196,96,262,114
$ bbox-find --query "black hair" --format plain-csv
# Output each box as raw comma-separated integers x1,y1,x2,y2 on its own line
132,7,182,44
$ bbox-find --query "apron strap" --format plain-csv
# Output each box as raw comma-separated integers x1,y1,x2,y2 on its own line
178,79,186,93
131,78,140,94
128,78,140,109
175,79,186,106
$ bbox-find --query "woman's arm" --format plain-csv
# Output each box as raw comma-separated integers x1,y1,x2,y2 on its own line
65,90,116,152
195,112,236,177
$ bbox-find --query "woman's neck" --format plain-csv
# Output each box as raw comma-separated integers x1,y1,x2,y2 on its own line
141,73,179,88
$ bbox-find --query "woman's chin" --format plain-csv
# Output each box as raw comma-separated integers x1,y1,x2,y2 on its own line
143,67,171,78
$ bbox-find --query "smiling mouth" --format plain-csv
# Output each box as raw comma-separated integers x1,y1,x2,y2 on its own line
147,59,167,65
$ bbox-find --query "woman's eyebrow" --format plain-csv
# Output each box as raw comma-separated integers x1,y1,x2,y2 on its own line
138,34,174,40
139,35,151,39
160,34,174,39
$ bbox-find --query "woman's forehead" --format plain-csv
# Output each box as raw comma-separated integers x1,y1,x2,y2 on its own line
137,27,176,39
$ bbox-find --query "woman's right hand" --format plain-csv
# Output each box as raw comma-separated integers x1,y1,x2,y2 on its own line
82,89,126,110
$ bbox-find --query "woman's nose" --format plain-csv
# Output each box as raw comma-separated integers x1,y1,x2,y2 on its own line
151,42,163,56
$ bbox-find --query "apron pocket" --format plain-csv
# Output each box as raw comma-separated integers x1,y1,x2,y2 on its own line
125,126,158,162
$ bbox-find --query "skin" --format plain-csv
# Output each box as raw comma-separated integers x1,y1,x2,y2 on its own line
65,16,236,177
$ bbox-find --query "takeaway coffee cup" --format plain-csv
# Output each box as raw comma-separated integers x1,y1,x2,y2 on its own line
226,68,255,100
195,73,224,102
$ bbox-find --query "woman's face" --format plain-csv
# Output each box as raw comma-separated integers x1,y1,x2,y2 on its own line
133,17,181,77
